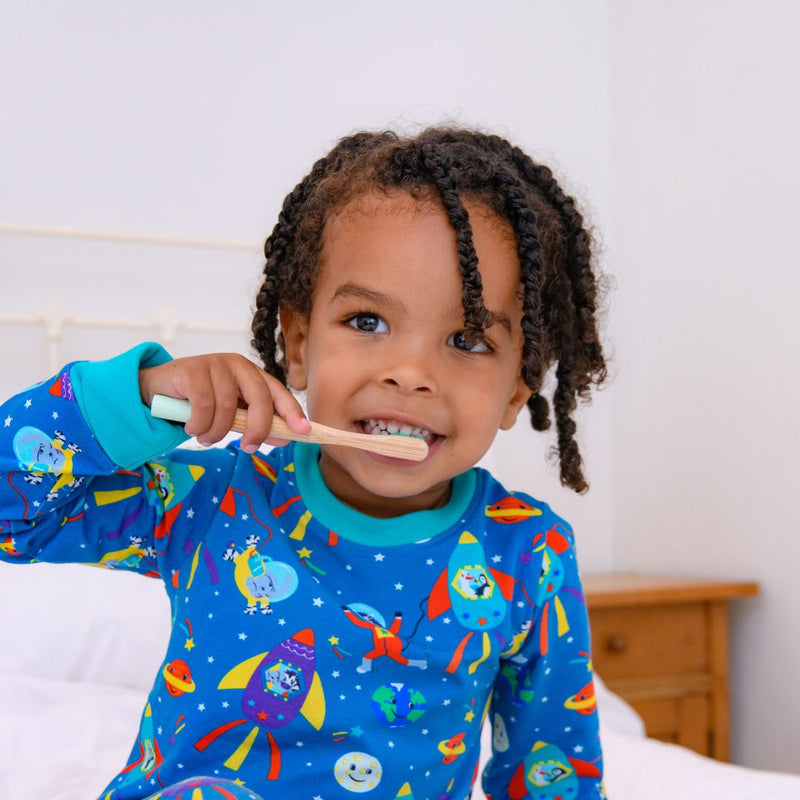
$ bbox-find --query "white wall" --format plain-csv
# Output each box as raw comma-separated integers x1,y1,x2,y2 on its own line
608,0,800,773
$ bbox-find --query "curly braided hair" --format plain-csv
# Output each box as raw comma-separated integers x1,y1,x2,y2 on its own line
251,127,608,492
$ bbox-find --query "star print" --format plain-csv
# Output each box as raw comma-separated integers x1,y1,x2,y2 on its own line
222,701,229,708
239,632,248,640
374,553,385,562
186,508,195,519
332,670,340,678
443,699,451,705
465,710,475,722
184,638,195,651
24,399,32,408
574,745,584,753
208,656,215,664
339,694,346,700
443,617,451,624
197,703,206,711
212,496,219,504
426,558,434,565
492,554,502,563
388,741,395,748
425,635,433,642
3,416,11,427
278,618,286,625
346,564,353,570
241,513,249,521
312,597,324,607
350,726,364,737
51,411,58,420
394,583,403,590
328,636,340,645
297,547,313,559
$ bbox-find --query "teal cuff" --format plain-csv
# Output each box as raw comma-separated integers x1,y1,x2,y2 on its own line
293,442,477,546
71,342,190,468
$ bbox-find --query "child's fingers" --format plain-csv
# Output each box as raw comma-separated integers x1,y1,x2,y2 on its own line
237,368,309,453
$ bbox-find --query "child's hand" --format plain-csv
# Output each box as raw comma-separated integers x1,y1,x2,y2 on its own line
139,354,310,453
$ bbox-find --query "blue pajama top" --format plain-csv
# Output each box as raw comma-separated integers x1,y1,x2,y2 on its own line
0,343,605,800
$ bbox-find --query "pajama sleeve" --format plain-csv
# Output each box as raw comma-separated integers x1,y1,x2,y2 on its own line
481,516,605,800
0,343,232,580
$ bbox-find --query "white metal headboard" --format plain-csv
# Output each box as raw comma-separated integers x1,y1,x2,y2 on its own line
0,223,254,373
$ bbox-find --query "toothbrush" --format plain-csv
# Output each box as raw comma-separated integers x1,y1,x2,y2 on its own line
150,394,429,462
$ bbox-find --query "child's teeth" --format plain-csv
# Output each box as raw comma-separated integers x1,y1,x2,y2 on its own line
365,419,431,441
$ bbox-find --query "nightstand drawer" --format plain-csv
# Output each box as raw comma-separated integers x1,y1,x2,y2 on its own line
589,603,707,679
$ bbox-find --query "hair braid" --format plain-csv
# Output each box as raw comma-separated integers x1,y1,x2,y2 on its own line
414,142,490,340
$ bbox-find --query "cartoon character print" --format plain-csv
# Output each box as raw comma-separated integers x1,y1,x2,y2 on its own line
194,628,326,780
105,702,166,796
370,682,427,728
341,602,427,674
333,751,383,793
145,459,205,541
531,523,585,655
427,531,518,674
13,425,83,501
223,534,299,615
507,741,601,800
94,534,157,571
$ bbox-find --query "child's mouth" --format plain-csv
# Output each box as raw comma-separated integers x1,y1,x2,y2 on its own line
359,418,436,446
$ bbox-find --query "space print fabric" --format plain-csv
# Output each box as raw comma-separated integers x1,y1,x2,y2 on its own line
0,355,605,799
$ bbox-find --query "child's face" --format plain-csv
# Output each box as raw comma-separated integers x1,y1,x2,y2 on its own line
282,191,531,517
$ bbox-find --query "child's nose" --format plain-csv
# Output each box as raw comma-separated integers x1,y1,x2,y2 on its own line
379,345,438,394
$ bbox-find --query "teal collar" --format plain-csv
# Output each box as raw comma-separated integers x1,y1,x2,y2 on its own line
292,443,477,547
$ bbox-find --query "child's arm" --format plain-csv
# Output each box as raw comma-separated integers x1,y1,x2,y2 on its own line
0,344,293,575
482,520,605,799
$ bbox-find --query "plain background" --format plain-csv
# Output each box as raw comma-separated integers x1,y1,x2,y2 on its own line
1,0,798,775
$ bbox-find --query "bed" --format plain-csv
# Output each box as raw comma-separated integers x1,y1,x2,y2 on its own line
1,560,799,799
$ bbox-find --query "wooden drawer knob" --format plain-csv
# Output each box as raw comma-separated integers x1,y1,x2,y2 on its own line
606,634,629,654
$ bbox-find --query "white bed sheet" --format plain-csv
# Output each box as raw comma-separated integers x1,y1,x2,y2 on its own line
2,671,799,800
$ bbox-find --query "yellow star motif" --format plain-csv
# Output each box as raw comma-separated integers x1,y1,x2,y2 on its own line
297,547,313,559
464,710,475,723
184,638,195,651
233,779,246,786
328,635,340,646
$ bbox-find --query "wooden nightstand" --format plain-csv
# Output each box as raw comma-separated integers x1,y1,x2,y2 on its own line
583,573,758,761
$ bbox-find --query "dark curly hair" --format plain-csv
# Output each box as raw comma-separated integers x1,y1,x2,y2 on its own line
251,127,608,493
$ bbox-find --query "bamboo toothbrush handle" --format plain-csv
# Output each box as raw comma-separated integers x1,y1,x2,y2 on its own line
150,395,428,462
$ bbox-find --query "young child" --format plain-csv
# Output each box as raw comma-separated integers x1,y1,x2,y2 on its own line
0,128,608,800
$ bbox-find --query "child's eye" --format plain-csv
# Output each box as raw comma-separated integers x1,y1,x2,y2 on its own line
346,313,388,334
448,331,490,353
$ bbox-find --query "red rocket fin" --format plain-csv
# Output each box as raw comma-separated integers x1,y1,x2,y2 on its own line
427,569,451,619
488,567,516,600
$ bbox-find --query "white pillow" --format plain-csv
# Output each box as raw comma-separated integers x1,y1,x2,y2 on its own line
0,560,169,691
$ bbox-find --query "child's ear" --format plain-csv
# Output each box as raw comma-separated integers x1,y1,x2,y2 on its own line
499,375,533,431
279,306,309,391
